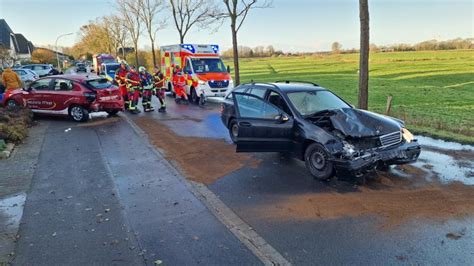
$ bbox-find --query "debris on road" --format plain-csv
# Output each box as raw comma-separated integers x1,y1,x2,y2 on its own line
135,117,261,184
446,228,466,240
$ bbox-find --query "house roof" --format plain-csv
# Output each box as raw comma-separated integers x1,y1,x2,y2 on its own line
14,33,34,54
0,19,14,49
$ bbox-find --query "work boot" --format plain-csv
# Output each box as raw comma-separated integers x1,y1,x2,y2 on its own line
158,106,166,113
183,99,189,105
148,106,155,111
130,108,141,114
175,98,181,104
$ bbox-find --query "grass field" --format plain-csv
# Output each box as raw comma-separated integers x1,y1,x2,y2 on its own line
225,50,474,144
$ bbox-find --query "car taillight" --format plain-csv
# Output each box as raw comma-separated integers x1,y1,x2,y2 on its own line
83,92,96,102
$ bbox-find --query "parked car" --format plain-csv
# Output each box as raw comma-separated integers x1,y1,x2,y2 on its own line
20,64,54,77
221,81,421,179
2,75,124,122
12,68,39,87
76,63,87,73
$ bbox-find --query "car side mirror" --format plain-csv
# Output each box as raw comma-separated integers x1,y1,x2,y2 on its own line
227,65,231,73
274,113,290,123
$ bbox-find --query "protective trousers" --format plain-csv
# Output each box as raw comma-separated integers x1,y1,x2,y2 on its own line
142,88,154,111
128,86,141,110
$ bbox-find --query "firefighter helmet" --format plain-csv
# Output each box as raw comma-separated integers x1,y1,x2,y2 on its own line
139,66,146,72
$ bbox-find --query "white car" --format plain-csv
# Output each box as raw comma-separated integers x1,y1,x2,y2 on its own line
20,64,54,77
12,68,39,87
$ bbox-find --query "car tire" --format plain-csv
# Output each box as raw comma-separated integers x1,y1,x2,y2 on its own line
69,105,89,122
304,143,334,180
6,99,19,108
229,119,238,144
190,87,200,105
106,110,119,116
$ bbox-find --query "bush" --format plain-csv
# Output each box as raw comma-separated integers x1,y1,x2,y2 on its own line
0,107,34,143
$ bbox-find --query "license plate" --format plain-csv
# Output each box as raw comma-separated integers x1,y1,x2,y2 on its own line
100,96,116,101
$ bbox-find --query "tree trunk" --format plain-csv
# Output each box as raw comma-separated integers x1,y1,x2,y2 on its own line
134,43,139,66
180,33,184,45
151,39,157,67
358,0,369,110
231,25,240,86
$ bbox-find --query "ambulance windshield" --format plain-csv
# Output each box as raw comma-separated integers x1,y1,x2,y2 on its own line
190,58,227,73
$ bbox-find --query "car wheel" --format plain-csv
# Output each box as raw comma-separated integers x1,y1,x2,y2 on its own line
6,99,19,108
190,87,200,104
106,110,119,116
229,119,239,144
304,143,334,180
69,105,89,122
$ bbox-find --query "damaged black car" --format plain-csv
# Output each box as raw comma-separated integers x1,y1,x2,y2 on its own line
220,81,421,180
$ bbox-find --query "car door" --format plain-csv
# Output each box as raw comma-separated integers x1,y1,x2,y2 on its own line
50,78,75,112
233,92,294,152
24,78,53,110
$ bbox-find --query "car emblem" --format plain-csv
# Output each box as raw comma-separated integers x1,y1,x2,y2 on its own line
217,81,222,87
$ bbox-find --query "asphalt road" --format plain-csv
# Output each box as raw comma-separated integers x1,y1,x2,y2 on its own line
129,96,474,265
2,74,473,264
10,117,259,265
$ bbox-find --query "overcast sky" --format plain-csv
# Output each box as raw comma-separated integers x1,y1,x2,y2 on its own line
1,0,472,52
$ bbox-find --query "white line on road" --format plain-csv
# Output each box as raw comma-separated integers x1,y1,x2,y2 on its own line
122,114,291,266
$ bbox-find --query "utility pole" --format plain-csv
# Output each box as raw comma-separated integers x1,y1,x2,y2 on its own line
55,33,73,71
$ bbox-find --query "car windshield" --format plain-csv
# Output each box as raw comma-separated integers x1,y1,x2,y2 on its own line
106,64,120,74
286,90,350,116
190,58,227,73
86,78,113,89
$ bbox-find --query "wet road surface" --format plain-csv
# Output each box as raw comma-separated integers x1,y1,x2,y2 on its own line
130,96,474,264
9,117,259,265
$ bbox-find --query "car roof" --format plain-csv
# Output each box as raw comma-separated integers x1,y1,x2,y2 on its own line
40,74,103,82
248,82,326,92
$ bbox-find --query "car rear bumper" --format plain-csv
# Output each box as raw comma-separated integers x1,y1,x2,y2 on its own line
331,140,421,174
90,101,124,112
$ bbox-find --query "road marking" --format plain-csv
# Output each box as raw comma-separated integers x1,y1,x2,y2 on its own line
122,114,291,266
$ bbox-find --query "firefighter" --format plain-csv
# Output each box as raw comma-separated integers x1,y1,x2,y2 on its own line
152,66,166,112
114,61,129,108
125,66,141,114
173,66,189,104
139,66,155,112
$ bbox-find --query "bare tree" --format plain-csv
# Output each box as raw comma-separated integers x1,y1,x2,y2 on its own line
105,15,130,60
331,42,342,54
117,0,142,66
136,0,167,66
218,0,272,85
358,0,369,110
169,0,217,44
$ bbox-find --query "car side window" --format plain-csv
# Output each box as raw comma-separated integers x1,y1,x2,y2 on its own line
31,79,52,90
226,87,246,100
234,93,281,119
184,59,192,74
268,91,292,116
247,87,267,99
53,79,73,91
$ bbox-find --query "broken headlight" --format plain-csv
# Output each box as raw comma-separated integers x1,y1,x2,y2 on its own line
402,128,414,143
342,141,356,157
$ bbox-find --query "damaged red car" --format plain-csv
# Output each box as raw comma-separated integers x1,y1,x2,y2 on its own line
2,75,124,122
221,81,421,179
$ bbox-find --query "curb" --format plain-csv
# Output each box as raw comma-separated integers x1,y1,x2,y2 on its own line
121,113,292,266
0,143,15,159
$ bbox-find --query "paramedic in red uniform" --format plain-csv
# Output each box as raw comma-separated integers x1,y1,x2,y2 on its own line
172,66,189,104
125,66,142,114
153,66,166,112
114,61,129,108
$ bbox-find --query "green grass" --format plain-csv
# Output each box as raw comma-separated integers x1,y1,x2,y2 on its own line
225,50,474,144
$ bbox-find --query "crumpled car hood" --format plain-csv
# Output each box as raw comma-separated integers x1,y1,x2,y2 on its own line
329,108,402,138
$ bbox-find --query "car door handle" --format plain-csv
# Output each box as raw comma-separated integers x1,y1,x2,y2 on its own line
239,122,252,127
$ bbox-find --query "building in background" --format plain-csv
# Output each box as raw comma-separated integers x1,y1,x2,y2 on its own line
0,19,35,64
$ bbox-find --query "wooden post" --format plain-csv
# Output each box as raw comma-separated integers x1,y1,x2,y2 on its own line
385,95,393,115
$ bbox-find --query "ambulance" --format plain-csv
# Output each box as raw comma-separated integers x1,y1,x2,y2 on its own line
160,44,233,104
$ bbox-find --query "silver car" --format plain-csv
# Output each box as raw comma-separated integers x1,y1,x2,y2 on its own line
13,68,39,87
20,64,54,77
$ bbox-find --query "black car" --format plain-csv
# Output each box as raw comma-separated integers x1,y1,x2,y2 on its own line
76,63,87,73
221,81,421,180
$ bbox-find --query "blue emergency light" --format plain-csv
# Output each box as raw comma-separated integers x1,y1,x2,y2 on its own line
181,44,196,53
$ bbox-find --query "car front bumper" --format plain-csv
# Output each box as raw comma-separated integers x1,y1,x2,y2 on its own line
331,140,421,174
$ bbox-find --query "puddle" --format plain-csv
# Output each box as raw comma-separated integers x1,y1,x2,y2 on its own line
402,135,474,186
0,193,26,230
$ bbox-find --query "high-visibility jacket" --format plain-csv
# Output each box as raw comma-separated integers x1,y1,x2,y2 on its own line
153,71,164,88
140,72,153,89
126,72,141,89
114,67,128,86
173,72,186,88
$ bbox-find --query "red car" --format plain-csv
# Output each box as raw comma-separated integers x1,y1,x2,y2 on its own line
2,75,124,122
